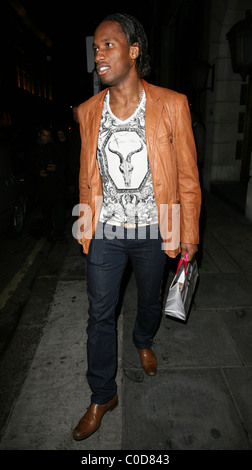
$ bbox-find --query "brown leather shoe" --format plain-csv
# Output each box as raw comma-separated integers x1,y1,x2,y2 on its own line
137,348,157,376
72,394,118,440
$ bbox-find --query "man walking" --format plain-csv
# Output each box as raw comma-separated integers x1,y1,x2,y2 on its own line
73,13,201,440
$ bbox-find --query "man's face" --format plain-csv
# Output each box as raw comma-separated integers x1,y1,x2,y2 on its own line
39,130,51,144
57,130,65,142
93,21,138,87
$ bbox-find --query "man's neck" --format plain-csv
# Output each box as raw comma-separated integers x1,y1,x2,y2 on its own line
108,78,144,120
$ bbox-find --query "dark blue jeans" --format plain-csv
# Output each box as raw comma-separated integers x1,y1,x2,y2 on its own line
86,223,166,404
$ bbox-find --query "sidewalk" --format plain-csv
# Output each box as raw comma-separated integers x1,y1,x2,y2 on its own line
0,190,252,450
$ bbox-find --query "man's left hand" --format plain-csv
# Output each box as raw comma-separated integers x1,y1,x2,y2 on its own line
180,243,198,262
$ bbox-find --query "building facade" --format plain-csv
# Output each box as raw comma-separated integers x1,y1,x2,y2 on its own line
152,0,252,219
0,1,53,135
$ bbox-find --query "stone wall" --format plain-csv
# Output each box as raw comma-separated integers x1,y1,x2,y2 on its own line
204,0,251,188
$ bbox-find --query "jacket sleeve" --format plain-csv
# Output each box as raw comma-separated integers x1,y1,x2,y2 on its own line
76,105,89,242
78,106,88,206
174,94,201,244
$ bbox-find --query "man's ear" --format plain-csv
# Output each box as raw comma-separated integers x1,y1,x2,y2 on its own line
130,42,139,59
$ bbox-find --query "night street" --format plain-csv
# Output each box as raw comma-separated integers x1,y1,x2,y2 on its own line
0,205,76,437
0,191,252,456
1,0,252,461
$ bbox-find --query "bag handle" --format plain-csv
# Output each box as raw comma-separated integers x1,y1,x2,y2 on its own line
176,251,188,276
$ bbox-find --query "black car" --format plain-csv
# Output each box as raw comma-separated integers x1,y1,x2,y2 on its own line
0,137,27,235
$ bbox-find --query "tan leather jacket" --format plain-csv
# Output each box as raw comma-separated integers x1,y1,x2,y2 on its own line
77,80,201,257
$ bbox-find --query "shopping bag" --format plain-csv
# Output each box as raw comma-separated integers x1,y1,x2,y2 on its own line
164,252,199,321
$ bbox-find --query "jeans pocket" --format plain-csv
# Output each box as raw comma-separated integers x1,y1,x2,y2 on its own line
87,238,105,265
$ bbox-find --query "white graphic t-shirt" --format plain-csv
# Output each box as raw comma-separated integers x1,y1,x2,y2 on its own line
97,90,158,226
